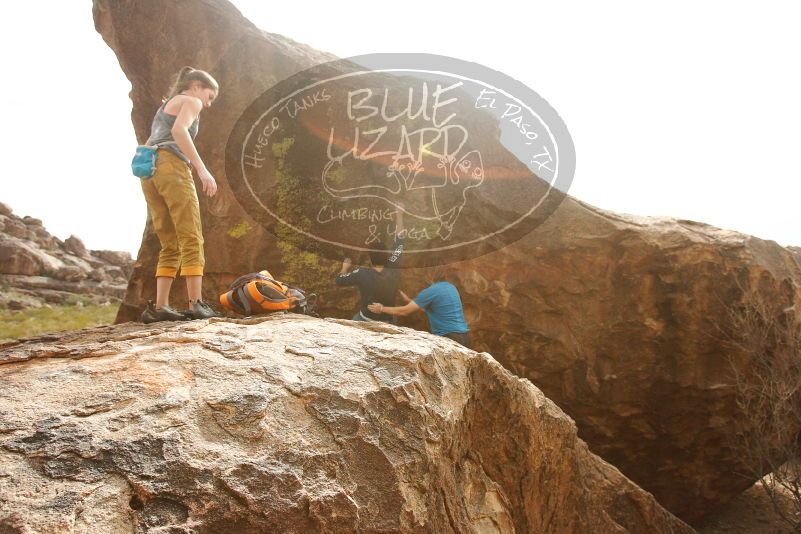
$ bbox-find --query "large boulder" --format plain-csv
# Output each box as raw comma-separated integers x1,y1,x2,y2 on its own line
21,216,43,228
53,265,87,282
91,250,135,279
443,210,801,523
0,236,43,276
63,235,89,258
2,217,29,240
0,235,60,276
93,0,801,522
91,249,133,267
0,316,693,533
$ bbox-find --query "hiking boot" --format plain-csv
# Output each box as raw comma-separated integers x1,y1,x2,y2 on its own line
184,300,221,320
140,301,186,324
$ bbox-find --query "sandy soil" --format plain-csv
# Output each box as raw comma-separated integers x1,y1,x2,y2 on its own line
699,481,798,534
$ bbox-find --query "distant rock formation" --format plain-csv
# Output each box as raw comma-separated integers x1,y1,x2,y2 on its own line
0,316,693,533
93,0,801,523
0,201,133,309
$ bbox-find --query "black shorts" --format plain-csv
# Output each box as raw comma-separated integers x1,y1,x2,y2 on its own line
443,331,471,349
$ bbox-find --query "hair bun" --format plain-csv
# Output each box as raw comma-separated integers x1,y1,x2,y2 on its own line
164,67,219,101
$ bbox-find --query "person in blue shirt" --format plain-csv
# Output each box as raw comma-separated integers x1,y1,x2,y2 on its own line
368,273,471,348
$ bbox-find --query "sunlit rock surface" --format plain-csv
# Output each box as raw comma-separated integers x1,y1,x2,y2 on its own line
93,0,801,522
0,315,692,533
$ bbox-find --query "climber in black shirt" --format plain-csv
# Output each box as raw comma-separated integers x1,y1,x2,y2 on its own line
335,209,404,323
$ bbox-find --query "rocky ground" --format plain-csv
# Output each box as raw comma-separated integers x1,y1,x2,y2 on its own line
699,481,797,533
0,201,132,339
0,201,132,305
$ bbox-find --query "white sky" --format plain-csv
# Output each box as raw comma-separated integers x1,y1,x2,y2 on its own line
1,1,799,257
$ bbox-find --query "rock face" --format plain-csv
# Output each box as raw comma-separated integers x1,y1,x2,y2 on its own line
0,203,133,309
0,316,693,533
63,235,89,258
92,0,801,522
442,210,801,523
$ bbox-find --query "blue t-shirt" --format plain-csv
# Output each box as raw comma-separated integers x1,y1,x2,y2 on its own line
413,281,469,336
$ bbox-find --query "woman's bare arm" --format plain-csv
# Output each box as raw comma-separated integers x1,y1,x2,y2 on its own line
170,96,217,196
170,96,204,169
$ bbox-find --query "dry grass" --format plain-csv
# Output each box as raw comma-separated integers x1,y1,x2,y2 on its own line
0,303,119,340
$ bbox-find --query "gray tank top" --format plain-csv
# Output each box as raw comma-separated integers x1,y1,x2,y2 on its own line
145,96,200,164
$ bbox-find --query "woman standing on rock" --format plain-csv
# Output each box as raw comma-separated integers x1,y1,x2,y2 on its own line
139,66,221,323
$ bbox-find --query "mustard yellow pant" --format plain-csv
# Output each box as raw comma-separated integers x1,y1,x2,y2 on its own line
140,148,204,278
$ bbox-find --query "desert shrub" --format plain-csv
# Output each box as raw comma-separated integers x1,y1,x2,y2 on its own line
723,281,801,530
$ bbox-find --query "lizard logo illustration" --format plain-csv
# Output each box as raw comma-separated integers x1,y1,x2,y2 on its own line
321,122,484,240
